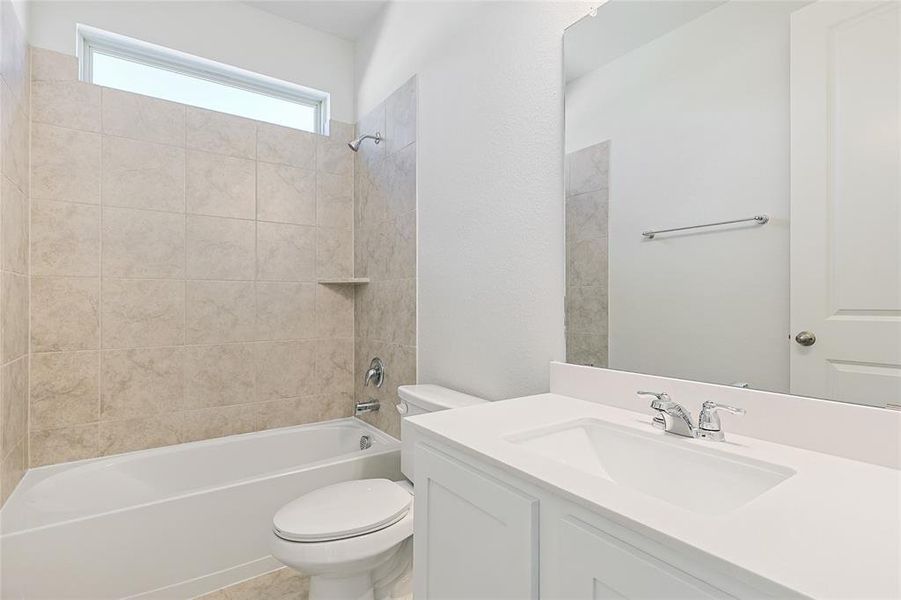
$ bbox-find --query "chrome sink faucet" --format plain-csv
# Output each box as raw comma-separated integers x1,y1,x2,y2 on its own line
637,391,745,441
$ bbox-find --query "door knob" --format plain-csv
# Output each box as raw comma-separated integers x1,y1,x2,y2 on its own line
795,331,816,346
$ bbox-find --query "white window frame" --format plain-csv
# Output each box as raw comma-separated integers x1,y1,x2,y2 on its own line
76,24,330,134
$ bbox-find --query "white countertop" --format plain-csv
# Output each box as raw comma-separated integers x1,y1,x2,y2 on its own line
405,393,901,599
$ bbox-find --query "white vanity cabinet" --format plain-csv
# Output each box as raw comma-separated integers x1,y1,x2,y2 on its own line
413,440,792,600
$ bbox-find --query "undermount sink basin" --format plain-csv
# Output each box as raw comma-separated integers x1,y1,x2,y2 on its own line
507,418,794,515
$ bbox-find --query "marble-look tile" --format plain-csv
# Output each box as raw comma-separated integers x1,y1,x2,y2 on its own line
565,285,608,336
1,1,28,101
1,175,28,274
29,423,99,467
356,278,416,346
1,80,29,191
568,140,609,196
356,102,386,169
0,439,25,506
328,120,355,141
186,150,256,219
1,272,27,362
566,331,608,368
315,338,353,397
566,238,608,288
316,138,353,176
32,80,101,132
565,189,608,243
255,282,316,341
102,207,186,278
186,215,256,280
100,347,184,419
354,339,415,439
184,344,255,409
178,403,259,442
257,122,316,169
386,142,416,220
1,356,28,457
316,227,352,280
186,280,256,344
355,156,387,226
102,136,185,212
385,76,417,155
31,200,100,276
256,162,315,225
31,277,100,352
255,340,316,401
258,395,347,432
315,284,354,339
31,123,101,204
359,212,416,282
256,222,316,282
30,351,98,430
102,279,185,349
102,88,186,146
186,107,256,159
99,414,182,456
31,47,78,82
317,171,353,229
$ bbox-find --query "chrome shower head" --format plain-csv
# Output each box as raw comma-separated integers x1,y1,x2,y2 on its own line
347,131,381,152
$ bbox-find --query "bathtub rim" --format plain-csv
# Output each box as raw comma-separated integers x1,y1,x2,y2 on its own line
1,417,400,537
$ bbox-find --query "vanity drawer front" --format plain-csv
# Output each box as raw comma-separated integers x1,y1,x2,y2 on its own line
414,443,539,599
551,515,733,599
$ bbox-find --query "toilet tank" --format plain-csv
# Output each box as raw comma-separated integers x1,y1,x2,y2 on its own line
397,385,485,481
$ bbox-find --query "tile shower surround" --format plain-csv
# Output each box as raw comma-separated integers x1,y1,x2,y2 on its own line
25,47,360,467
0,0,31,505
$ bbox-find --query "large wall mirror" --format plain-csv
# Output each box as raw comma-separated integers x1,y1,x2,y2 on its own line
563,0,900,409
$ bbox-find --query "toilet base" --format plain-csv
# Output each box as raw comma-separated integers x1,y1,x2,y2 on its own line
305,538,412,600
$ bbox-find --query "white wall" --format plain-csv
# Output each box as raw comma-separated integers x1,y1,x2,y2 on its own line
356,1,590,401
28,1,356,123
566,2,797,393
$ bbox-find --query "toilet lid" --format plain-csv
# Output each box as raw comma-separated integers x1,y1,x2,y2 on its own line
273,479,412,542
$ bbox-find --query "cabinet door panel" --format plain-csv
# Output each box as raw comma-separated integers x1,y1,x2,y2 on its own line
414,444,539,599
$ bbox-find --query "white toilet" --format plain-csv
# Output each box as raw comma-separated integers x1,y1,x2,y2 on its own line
270,385,485,600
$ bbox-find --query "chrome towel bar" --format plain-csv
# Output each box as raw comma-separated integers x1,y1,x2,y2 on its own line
642,214,769,239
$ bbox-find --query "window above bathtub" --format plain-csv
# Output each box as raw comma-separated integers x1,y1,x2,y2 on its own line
77,25,329,134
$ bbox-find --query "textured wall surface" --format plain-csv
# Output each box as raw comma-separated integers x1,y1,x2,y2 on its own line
565,141,609,367
353,77,417,439
27,47,356,467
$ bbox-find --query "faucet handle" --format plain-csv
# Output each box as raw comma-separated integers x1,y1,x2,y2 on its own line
697,401,745,441
702,401,746,416
637,390,672,410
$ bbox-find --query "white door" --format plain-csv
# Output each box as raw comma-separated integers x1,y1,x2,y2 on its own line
790,1,901,408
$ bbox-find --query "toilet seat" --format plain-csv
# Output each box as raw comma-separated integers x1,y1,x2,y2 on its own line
273,479,412,543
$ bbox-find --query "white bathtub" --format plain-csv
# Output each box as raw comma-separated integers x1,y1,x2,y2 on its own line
0,418,401,599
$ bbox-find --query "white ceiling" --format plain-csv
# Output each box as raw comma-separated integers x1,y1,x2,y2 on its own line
246,1,389,41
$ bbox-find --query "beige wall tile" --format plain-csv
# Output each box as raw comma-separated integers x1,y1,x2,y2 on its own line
186,107,256,159
1,2,28,101
186,280,256,344
256,222,316,282
30,351,98,430
258,394,346,433
32,80,101,132
355,154,387,226
102,88,185,146
255,282,316,341
31,47,77,82
568,141,609,196
385,76,417,155
31,277,100,352
255,340,316,401
354,339,415,439
356,102,386,169
356,279,415,346
178,403,259,443
99,414,182,456
316,227,352,280
315,338,353,398
1,175,28,274
360,213,416,282
102,136,186,212
256,162,315,225
317,171,353,229
31,123,100,204
186,215,255,280
102,207,186,278
315,284,354,339
385,143,416,219
1,356,28,457
30,423,99,467
566,238,607,288
257,122,315,169
316,138,353,176
101,347,184,419
184,343,255,409
1,272,28,362
565,285,608,336
328,120,354,141
565,331,607,368
186,150,256,219
1,80,29,190
102,279,185,349
0,438,25,506
31,200,100,276
565,189,608,243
